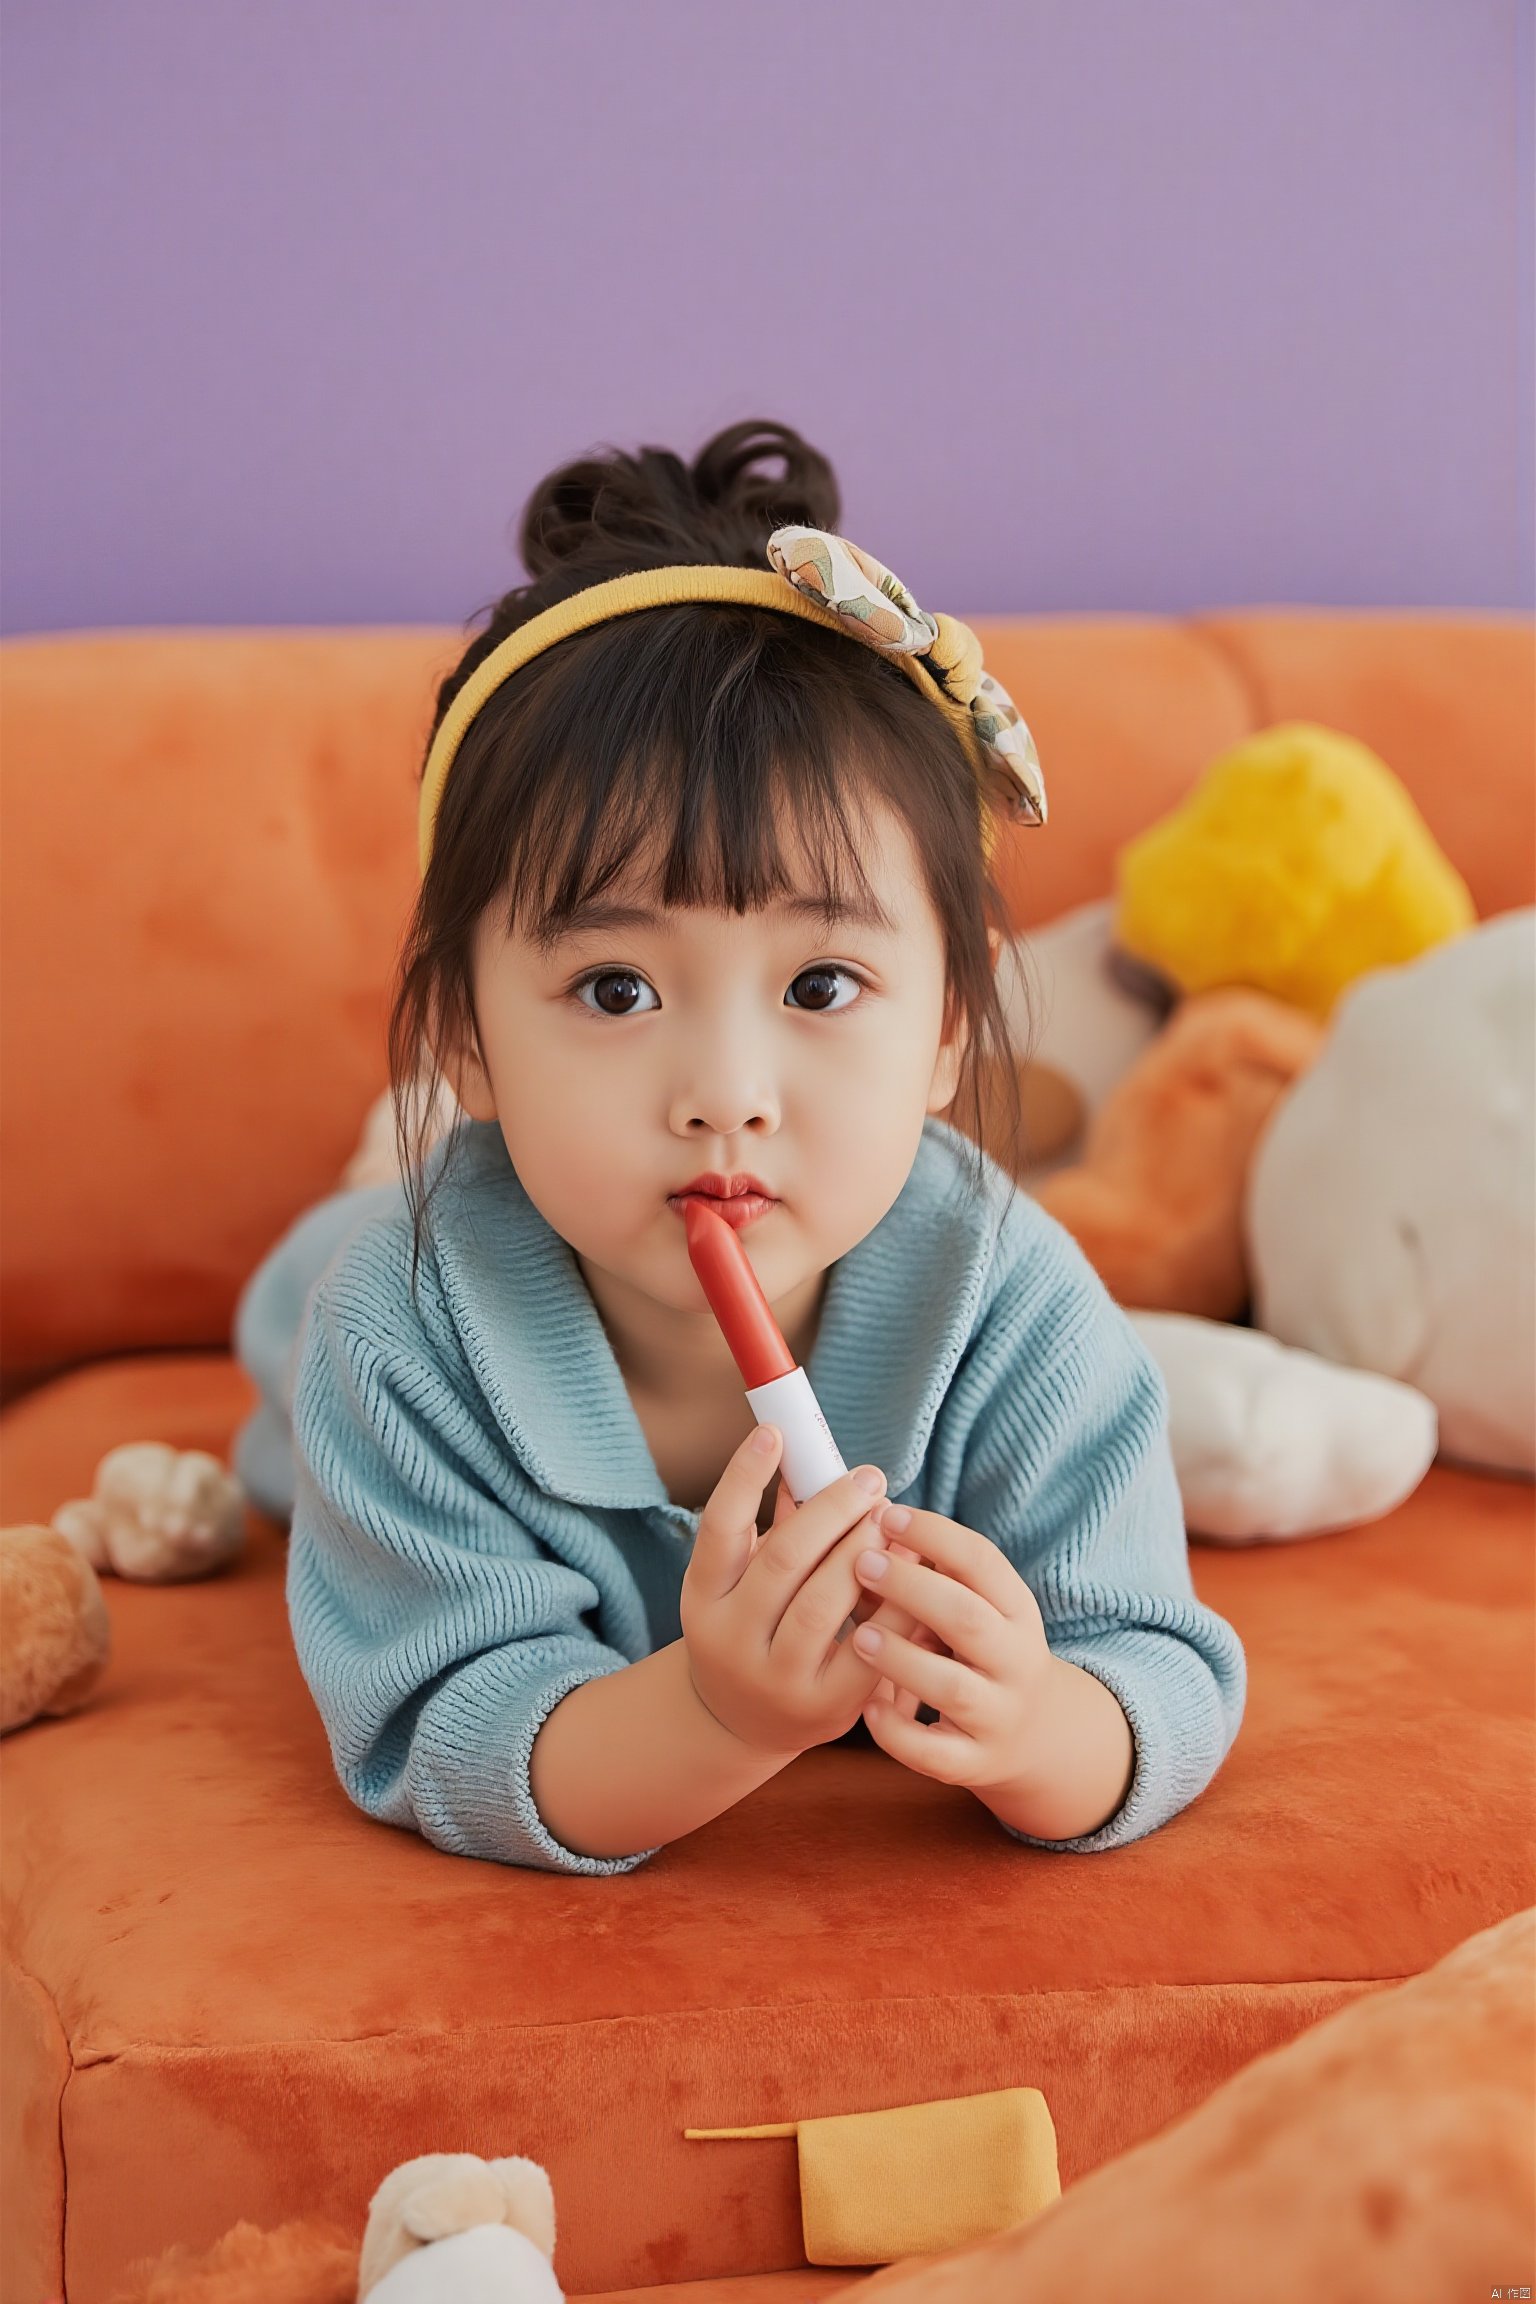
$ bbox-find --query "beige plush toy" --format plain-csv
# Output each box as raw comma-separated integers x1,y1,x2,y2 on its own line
358,2153,562,2303
0,1524,111,1734
51,1441,245,1581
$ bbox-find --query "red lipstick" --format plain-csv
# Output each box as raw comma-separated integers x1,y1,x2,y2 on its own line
684,1197,848,1502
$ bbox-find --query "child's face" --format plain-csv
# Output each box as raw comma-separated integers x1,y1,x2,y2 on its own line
443,795,992,1338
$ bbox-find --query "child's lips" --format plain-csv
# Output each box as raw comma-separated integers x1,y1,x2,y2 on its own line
666,1190,778,1231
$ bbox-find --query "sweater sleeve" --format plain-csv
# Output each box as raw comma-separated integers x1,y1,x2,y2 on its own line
231,1180,408,1522
953,1223,1247,1854
286,1276,661,1877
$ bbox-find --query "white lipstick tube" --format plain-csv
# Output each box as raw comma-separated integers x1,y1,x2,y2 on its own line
744,1364,849,1503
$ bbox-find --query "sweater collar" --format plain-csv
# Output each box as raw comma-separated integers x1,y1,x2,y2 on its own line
429,1119,1006,1517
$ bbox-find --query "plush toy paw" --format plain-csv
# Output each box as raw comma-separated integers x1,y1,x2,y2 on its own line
1031,988,1324,1319
359,2152,560,2302
0,1525,111,1733
51,1442,245,1583
1128,1312,1439,1541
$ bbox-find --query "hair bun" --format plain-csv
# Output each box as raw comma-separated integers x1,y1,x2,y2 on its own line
691,420,841,539
519,419,841,577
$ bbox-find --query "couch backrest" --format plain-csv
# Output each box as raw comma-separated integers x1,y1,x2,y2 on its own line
1,612,1530,1392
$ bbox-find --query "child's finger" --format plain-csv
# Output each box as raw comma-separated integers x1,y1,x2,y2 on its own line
745,1465,889,1635
848,1534,923,1640
853,1536,1011,1676
864,1616,946,1724
859,1549,932,1719
772,1505,892,1674
818,1572,933,1710
860,1700,974,1785
687,1425,782,1601
867,1506,1030,1625
853,1620,974,1722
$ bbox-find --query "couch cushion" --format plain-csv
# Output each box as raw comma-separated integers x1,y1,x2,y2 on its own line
0,621,1253,1393
2,1357,1531,2302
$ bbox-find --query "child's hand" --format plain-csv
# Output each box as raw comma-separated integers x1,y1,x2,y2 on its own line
679,1426,925,1755
847,1506,1058,1789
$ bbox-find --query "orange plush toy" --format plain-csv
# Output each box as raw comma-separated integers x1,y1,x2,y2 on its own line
1024,988,1324,1321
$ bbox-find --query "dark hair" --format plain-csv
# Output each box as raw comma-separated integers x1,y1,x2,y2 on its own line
387,418,1029,1293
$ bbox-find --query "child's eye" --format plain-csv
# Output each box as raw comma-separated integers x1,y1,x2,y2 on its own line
785,965,865,1014
570,969,660,1017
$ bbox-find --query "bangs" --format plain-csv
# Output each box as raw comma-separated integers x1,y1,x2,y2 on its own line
437,603,962,952
514,744,887,957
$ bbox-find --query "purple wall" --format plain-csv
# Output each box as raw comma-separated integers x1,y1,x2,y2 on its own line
1,0,1530,633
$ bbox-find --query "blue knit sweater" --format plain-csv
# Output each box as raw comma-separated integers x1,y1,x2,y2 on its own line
236,1116,1245,1875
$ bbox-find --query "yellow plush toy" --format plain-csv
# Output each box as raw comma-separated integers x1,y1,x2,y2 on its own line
1115,721,1475,1017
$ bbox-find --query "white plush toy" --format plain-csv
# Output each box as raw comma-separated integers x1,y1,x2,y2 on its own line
1126,1313,1438,1541
51,1442,245,1581
358,2152,562,2303
1249,909,1534,1477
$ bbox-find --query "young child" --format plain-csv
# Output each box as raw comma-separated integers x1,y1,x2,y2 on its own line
233,418,1245,1878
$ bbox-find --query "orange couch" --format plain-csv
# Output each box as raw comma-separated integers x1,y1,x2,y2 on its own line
2,612,1533,2302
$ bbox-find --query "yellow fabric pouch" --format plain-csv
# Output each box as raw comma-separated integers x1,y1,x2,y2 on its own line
685,2085,1060,2266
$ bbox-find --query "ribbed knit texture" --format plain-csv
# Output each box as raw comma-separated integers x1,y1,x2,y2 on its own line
238,1117,1246,1876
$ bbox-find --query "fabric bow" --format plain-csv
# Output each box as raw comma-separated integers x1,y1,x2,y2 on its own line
766,525,1047,827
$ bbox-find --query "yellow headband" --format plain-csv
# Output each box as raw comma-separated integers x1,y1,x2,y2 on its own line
417,529,1047,878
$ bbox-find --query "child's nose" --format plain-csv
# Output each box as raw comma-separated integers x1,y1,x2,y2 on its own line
674,1086,780,1138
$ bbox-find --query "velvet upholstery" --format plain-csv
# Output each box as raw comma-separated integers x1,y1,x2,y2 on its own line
2,1356,1531,2299
851,1907,1536,2304
2,615,1532,2300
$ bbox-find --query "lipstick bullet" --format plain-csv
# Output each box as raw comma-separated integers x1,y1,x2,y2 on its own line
683,1197,849,1503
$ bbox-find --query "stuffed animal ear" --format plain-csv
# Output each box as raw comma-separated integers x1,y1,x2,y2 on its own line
950,1052,1086,1176
488,2156,557,2259
402,2163,508,2241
